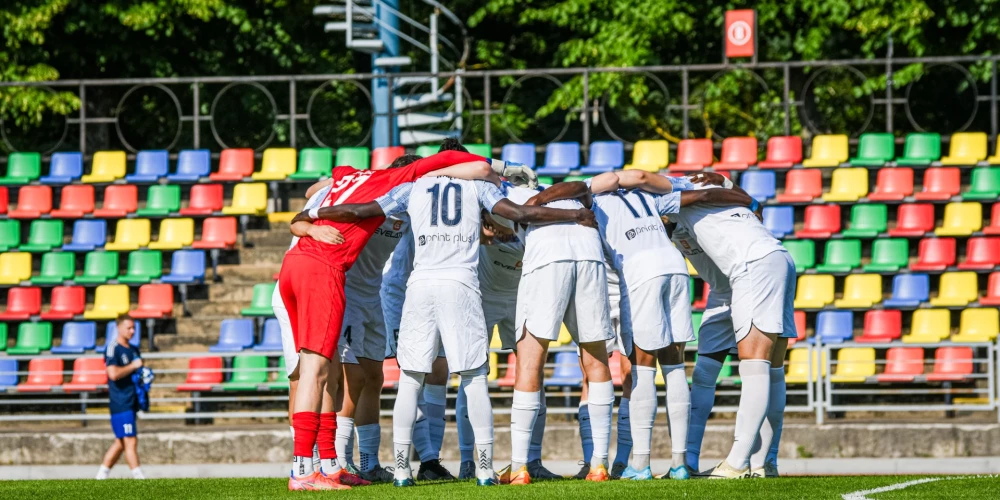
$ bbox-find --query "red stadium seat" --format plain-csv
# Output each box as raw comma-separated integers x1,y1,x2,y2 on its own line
192,217,238,249
692,282,710,310
180,184,224,216
979,272,1000,306
758,136,802,169
0,186,7,215
910,238,956,271
177,356,224,391
130,284,174,319
382,358,401,389
40,286,86,321
9,185,52,219
957,237,1000,270
776,169,822,202
669,139,713,172
788,310,807,346
876,348,925,383
63,357,108,392
868,168,914,201
796,205,841,238
913,167,960,201
888,204,935,237
210,148,254,181
371,146,406,170
496,354,517,388
926,347,973,382
17,358,64,392
50,185,96,218
856,309,902,343
93,185,138,218
713,137,757,171
0,287,42,320
984,204,1000,235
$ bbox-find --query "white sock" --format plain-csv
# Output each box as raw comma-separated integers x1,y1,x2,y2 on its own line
456,387,474,463
460,366,495,480
630,366,657,471
292,455,314,478
687,356,723,471
393,370,425,480
528,391,547,463
751,367,787,470
411,390,431,462
335,416,355,468
588,380,614,469
510,390,540,470
578,401,593,463
130,467,144,479
664,363,690,468
725,360,771,470
320,458,341,475
613,397,632,466
423,384,448,462
357,423,382,472
96,465,111,480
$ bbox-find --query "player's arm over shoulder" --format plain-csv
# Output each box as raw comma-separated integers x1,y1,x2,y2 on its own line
483,182,597,228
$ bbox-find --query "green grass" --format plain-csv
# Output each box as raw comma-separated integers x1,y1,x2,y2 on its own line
2,476,999,500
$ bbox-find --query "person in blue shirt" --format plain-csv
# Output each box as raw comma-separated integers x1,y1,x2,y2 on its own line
96,315,145,480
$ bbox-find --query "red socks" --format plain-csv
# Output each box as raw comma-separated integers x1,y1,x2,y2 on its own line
317,412,338,459
292,411,320,457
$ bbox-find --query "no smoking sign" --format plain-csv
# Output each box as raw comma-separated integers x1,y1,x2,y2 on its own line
725,10,756,58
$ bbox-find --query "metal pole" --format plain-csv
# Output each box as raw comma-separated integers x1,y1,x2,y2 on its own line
193,83,200,148
79,84,86,153
991,60,997,144
582,70,590,155
886,34,894,133
289,80,297,149
682,69,689,138
386,74,395,146
484,76,491,144
430,11,439,95
783,65,791,135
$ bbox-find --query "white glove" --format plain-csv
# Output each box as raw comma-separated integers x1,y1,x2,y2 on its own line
491,160,538,188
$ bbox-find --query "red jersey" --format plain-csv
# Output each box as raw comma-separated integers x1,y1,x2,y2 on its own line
287,150,486,271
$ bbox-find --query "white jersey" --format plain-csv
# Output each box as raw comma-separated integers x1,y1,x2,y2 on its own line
381,230,413,300
344,214,408,302
478,233,524,294
670,224,731,294
287,186,332,250
505,185,604,273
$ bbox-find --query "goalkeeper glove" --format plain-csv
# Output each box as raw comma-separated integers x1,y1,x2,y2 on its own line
490,160,538,188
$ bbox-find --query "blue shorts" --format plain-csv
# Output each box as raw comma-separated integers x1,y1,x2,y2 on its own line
110,411,137,439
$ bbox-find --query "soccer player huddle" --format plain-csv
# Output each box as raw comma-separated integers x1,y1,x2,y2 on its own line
275,139,796,490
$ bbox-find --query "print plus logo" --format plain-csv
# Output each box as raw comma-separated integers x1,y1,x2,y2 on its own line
625,229,637,240
419,235,426,246
625,224,665,240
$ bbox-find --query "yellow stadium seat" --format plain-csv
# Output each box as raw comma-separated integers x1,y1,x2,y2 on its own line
952,308,999,343
802,134,849,167
902,309,950,344
84,284,131,320
625,140,669,172
655,363,665,386
488,353,499,382
940,132,987,165
929,272,978,307
987,141,1000,165
934,202,982,236
105,219,151,251
149,218,194,250
829,348,876,383
686,258,698,276
553,323,573,346
490,325,503,349
834,274,882,308
223,183,268,216
794,274,835,309
252,148,297,181
0,252,32,285
81,151,127,183
822,167,869,202
267,212,296,223
785,349,826,384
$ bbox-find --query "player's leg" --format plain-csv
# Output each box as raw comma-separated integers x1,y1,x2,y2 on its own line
624,343,657,480
122,436,143,479
415,356,454,480
612,352,633,478
573,365,593,480
96,439,123,479
686,350,727,472
392,367,426,485
293,350,330,476
507,326,549,484
356,357,389,481
336,360,364,471
658,275,694,479
578,340,613,480
456,383,476,478
750,337,788,478
458,362,496,484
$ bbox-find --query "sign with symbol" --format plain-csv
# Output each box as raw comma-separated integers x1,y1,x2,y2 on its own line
725,10,756,59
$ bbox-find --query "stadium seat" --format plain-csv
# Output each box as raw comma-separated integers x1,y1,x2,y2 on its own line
864,238,909,273
936,202,982,236
167,149,211,182
464,144,492,159
192,217,238,249
105,219,151,251
536,142,580,176
252,148,296,180
0,220,18,252
796,204,841,238
126,150,168,183
903,309,951,343
896,133,941,166
210,148,254,181
501,143,536,169
52,322,98,355
222,355,270,390
925,347,973,382
0,286,41,320
712,137,757,171
910,238,956,271
980,272,1000,306
210,319,256,352
32,252,75,285
253,319,283,351
624,140,669,172
17,358,63,392
136,184,181,216
785,349,825,384
929,272,978,307
117,250,162,284
913,167,960,201
956,237,1000,270
544,352,583,387
415,145,437,158
81,151,126,183
692,282,710,310
579,141,624,174
149,218,194,250
40,286,86,320
830,348,876,383
0,359,16,388
130,284,174,319
371,146,405,170
83,284,131,320
75,251,120,284
876,347,924,382
177,184,222,217
782,239,815,273
63,357,107,392
289,148,333,180
382,358,401,389
0,252,32,285
61,220,106,252
93,184,138,218
985,204,1000,236
849,132,895,166
868,168,914,201
50,185,95,218
841,204,888,238
19,220,63,253
241,283,276,316
8,185,52,219
268,358,290,390
739,170,775,202
794,274,835,309
888,204,934,237
940,132,987,165
222,183,268,216
802,134,848,167
835,274,882,308
0,152,41,184
334,146,370,170
177,356,224,391
669,139,713,171
791,310,807,345
8,322,54,355
816,239,861,273
963,167,1000,200
762,206,794,238
857,309,903,343
759,136,802,169
162,250,206,284
40,152,83,184
952,308,999,343
883,274,930,308
775,169,822,202
815,311,854,343
97,321,141,351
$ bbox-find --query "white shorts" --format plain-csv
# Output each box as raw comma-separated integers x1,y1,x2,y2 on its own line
483,290,517,351
381,290,404,358
516,261,614,346
697,290,738,355
338,297,388,364
397,280,489,374
619,274,694,356
731,250,798,342
606,290,626,354
272,285,298,377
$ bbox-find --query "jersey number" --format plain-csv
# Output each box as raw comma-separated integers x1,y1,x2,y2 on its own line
615,191,654,219
123,423,133,434
427,183,463,226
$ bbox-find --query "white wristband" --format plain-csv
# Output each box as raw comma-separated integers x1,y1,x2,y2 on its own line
308,208,320,219
723,178,734,189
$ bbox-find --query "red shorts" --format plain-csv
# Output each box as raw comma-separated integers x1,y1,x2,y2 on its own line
278,253,346,360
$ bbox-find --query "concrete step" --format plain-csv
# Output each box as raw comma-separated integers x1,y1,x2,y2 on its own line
215,265,281,283
185,301,247,318
236,247,287,267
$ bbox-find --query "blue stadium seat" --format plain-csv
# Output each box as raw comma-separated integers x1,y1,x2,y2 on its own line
62,220,107,252
40,152,83,184
544,351,583,387
253,319,283,352
51,322,97,354
96,321,141,352
0,359,17,388
209,319,255,352
125,150,169,183
763,206,794,238
883,274,930,308
740,170,776,202
812,311,854,344
579,141,625,174
536,142,580,176
167,150,211,182
161,250,207,284
501,143,537,169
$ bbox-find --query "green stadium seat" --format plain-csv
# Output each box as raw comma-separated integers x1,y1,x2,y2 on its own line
19,220,64,253
7,322,54,355
32,252,76,285
335,147,370,170
136,185,180,216
464,144,493,158
288,148,333,180
537,176,554,186
563,175,591,182
691,312,703,344
782,239,816,273
849,132,895,166
963,167,1000,200
222,355,270,390
241,283,277,316
896,133,941,166
75,251,120,284
841,204,888,238
863,238,909,273
0,323,6,351
0,220,20,252
0,152,42,184
816,239,862,273
415,145,438,157
267,357,290,390
117,250,163,284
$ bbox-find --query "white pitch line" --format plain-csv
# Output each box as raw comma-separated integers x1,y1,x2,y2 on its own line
841,477,956,500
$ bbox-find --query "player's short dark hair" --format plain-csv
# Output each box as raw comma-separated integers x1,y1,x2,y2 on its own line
388,154,422,169
116,313,133,326
438,138,468,153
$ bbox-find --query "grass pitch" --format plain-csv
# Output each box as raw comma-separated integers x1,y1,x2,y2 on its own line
2,475,999,500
